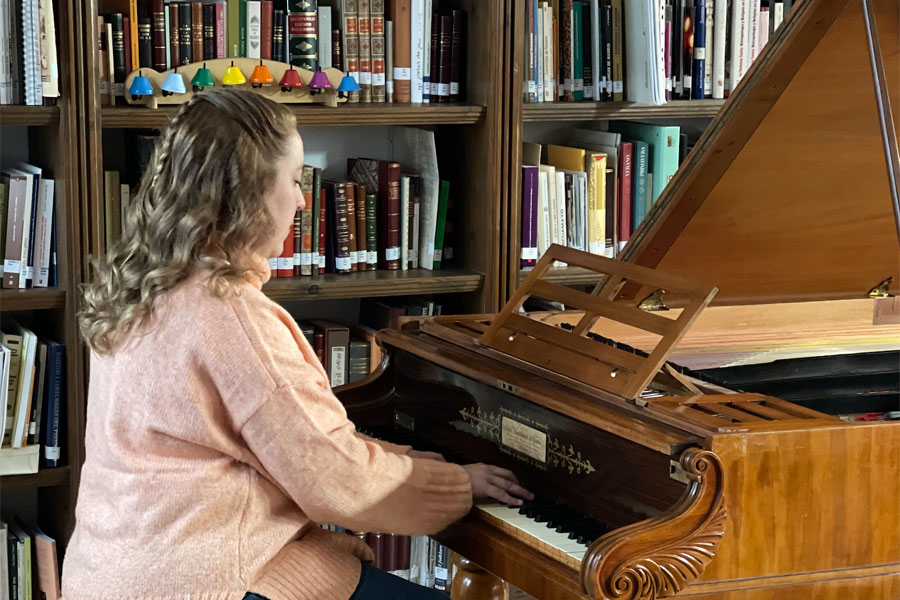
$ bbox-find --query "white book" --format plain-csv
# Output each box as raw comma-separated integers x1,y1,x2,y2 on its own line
543,4,554,101
29,0,41,104
410,0,424,103
38,0,58,98
537,170,549,257
590,0,601,100
539,164,557,248
0,521,8,600
33,178,52,288
8,166,37,288
749,0,760,64
393,127,439,269
10,323,35,448
555,171,567,266
759,7,770,51
0,346,9,451
704,0,714,96
400,176,410,270
534,0,542,102
773,1,784,32
247,1,261,59
423,0,432,102
0,0,9,104
318,6,332,69
623,0,659,103
656,0,666,103
712,0,727,98
410,187,420,268
576,172,587,252
729,0,749,92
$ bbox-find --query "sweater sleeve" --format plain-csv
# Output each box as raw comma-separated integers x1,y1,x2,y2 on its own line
355,432,412,456
241,384,472,535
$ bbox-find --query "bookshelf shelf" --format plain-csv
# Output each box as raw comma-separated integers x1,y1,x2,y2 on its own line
262,269,484,302
521,99,725,122
0,288,67,311
101,103,487,128
0,105,61,126
0,465,70,490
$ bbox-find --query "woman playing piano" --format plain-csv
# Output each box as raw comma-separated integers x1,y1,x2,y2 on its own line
62,89,532,600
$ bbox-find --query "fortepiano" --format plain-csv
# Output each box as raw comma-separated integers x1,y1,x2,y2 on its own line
337,0,900,598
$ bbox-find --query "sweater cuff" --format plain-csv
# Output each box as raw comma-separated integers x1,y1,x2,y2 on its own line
404,459,473,534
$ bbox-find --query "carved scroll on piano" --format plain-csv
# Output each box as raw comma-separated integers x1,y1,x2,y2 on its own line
478,245,719,400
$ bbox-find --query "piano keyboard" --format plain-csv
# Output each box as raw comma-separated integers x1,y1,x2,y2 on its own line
361,426,610,570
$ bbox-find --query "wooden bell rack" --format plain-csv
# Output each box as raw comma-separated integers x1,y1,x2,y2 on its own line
123,58,348,109
477,244,718,400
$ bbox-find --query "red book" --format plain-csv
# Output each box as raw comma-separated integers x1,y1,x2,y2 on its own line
191,2,203,63
618,141,634,250
377,161,401,270
261,0,273,59
277,225,294,278
168,4,180,66
318,188,327,275
293,209,302,276
123,16,133,75
215,1,226,58
345,181,358,271
152,0,166,70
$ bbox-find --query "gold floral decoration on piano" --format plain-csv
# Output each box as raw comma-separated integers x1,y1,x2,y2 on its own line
459,407,501,442
548,438,596,476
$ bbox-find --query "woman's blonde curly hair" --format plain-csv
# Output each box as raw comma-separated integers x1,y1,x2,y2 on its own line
79,89,297,355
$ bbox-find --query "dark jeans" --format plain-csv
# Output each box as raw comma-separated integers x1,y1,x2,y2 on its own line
244,562,449,600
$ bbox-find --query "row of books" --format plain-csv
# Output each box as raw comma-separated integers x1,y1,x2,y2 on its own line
268,161,454,279
320,528,455,592
1,517,61,600
525,0,789,104
0,0,60,105
97,0,468,105
1,164,58,290
520,122,683,268
295,296,441,387
0,322,65,474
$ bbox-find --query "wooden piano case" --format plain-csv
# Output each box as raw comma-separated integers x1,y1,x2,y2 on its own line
338,0,900,597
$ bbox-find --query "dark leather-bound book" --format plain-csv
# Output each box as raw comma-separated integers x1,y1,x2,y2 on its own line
437,14,451,102
261,0,273,59
168,3,180,66
348,339,370,383
191,2,204,64
122,16,133,79
317,188,327,274
354,183,367,265
203,3,215,60
178,3,192,63
377,161,401,270
273,8,285,62
152,0,166,70
331,28,342,73
288,0,317,70
138,2,153,68
429,13,439,101
365,191,377,271
108,13,127,85
344,181,358,271
309,320,349,387
370,0,386,102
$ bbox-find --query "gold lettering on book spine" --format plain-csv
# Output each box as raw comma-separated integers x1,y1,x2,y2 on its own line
581,449,726,600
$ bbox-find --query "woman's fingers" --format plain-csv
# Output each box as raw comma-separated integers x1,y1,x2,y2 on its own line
488,475,534,502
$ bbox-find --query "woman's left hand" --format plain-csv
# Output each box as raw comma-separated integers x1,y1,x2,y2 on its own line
408,450,446,462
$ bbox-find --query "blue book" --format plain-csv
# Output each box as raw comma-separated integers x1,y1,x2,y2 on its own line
573,0,584,101
692,0,707,99
49,199,58,287
610,122,680,203
40,341,65,469
631,141,650,232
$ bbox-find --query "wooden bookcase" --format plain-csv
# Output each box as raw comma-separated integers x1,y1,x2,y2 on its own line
501,0,728,302
0,0,86,554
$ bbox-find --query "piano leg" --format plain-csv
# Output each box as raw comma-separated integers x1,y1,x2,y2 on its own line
450,553,509,600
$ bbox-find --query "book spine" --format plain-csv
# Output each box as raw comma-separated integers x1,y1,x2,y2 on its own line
34,178,52,287
318,187,327,274
203,3,215,60
449,9,463,101
602,0,611,100
358,0,372,101
422,0,432,102
433,543,449,591
572,0,583,101
247,0,260,58
521,166,538,269
191,1,203,63
260,0,272,58
228,0,240,56
561,0,573,100
610,0,623,99
581,0,591,100
730,0,749,92
310,167,321,272
409,0,422,103
168,4,180,67
693,0,706,99
409,177,420,268
399,177,409,269
109,14,127,89
391,0,410,102
632,142,648,231
318,6,331,68
365,191,377,270
618,142,632,250
355,183,367,263
95,18,108,105
288,0,317,70
273,8,285,62
371,0,385,101
749,0,760,63
151,0,166,69
332,27,343,73
432,180,449,269
122,15,133,82
378,161,401,270
683,1,694,98
542,4,553,102
2,175,25,288
345,182,359,270
712,0,726,97
178,3,192,63
215,1,226,58
437,15,451,101
341,0,360,102
703,0,714,96
239,0,247,56
334,183,352,273
42,343,64,467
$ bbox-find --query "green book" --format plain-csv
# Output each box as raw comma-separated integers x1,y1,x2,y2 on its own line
573,0,584,101
228,0,240,56
631,140,649,232
238,0,248,57
365,192,377,271
610,121,681,203
432,180,450,269
311,167,322,273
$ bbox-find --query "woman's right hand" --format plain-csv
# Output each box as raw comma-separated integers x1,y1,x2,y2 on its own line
461,464,535,505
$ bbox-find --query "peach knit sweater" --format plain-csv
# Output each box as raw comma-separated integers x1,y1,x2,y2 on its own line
61,269,473,600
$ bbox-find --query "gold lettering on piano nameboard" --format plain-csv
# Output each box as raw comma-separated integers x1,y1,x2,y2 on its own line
501,417,548,463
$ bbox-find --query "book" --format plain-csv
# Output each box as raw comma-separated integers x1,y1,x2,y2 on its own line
40,340,63,467
609,122,680,204
377,161,401,270
399,176,409,269
432,180,449,269
1,170,27,288
28,523,60,600
26,341,46,446
617,141,633,250
339,0,360,102
215,0,226,58
448,9,462,99
354,181,367,269
203,2,215,60
7,519,31,600
344,181,359,270
309,321,349,387
390,0,410,102
521,165,538,269
348,339,370,383
152,0,167,70
177,2,192,63
630,139,649,231
288,0,317,70
246,0,260,58
318,5,331,67
9,322,35,449
358,0,371,101
370,0,385,101
273,5,285,62
351,324,382,372
365,190,377,270
1,333,22,446
299,165,314,275
191,1,203,64
167,3,179,67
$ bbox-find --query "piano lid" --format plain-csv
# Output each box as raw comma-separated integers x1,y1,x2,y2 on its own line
620,0,900,304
